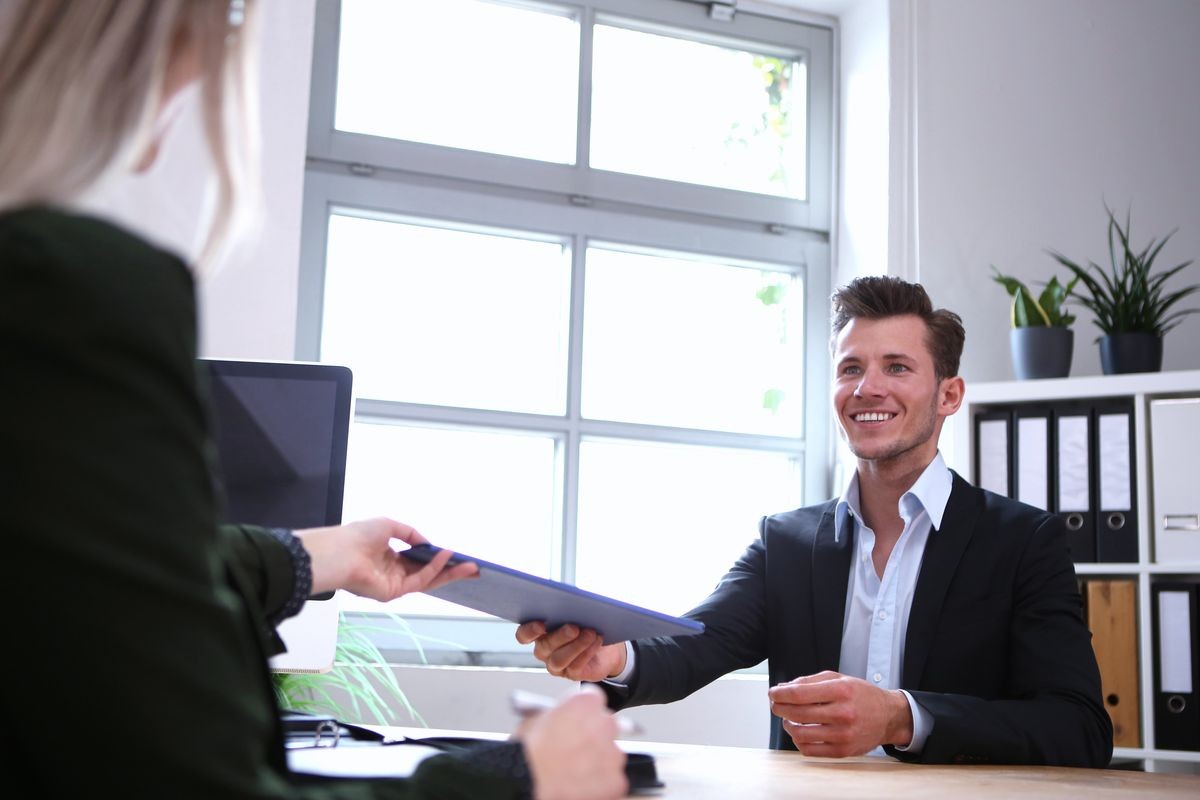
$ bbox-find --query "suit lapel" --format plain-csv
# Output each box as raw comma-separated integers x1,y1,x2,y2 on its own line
810,505,851,671
902,472,982,688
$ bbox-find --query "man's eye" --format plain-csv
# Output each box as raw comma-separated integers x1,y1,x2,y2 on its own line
841,366,861,376
888,364,909,373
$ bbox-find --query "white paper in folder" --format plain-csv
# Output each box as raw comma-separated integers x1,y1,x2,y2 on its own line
1159,590,1193,694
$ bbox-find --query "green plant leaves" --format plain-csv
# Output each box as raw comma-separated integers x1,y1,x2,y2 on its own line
1051,204,1200,337
274,611,439,727
991,265,1072,327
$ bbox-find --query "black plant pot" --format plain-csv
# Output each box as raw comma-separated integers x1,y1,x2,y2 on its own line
1099,332,1163,375
1010,327,1073,380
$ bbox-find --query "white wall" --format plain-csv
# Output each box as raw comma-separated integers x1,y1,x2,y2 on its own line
837,0,890,287
198,0,317,359
377,666,769,747
912,0,1200,383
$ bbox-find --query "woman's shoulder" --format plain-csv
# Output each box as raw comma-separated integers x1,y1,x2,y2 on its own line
1,205,185,267
0,205,198,349
0,205,193,301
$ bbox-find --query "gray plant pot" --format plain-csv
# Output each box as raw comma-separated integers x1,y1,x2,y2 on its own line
1010,327,1073,380
1099,332,1163,375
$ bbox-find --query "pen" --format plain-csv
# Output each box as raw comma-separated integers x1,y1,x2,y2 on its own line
510,689,644,736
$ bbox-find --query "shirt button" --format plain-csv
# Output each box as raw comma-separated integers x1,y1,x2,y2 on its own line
873,672,883,683
878,611,888,621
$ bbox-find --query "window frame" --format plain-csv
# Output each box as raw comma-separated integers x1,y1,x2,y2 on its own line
298,0,835,663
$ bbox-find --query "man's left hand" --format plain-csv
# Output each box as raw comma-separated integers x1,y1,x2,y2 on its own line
768,670,914,757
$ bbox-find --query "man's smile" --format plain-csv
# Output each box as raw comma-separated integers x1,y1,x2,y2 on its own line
851,411,896,423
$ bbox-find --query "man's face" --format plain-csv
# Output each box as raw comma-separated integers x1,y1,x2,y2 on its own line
832,314,954,468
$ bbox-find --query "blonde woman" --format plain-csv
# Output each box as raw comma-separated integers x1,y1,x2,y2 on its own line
0,2,627,798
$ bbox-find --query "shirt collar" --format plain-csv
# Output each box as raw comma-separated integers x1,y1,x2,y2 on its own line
834,451,953,542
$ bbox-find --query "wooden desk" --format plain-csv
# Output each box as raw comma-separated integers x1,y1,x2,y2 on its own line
349,727,1200,798
635,740,1200,799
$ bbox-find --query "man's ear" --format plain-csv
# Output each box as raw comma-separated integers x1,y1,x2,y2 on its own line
937,376,965,417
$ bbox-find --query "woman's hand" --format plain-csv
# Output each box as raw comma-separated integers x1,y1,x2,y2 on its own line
296,517,477,600
517,686,629,800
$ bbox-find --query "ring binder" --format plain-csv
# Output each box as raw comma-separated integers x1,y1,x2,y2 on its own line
1151,582,1200,751
1054,405,1096,563
1093,399,1138,563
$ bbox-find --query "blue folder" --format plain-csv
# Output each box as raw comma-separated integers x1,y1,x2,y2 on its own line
400,544,705,643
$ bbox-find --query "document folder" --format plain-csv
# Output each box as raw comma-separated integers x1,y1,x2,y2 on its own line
974,410,1012,497
1151,581,1200,751
1085,579,1140,747
1013,406,1053,512
401,544,705,643
1093,399,1138,563
1149,398,1200,563
1054,406,1096,562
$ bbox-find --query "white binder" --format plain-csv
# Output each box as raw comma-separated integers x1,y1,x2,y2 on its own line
1149,398,1200,563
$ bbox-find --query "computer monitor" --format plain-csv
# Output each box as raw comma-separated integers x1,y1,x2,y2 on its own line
202,358,354,673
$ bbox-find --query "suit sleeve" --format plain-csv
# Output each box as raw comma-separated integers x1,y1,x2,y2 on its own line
0,212,528,799
602,533,770,710
888,514,1113,767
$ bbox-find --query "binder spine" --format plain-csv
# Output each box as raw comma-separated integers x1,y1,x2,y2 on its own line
1151,581,1200,751
1093,399,1138,563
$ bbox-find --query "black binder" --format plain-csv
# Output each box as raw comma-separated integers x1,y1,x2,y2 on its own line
1052,404,1096,563
1092,398,1138,563
1151,581,1200,751
974,409,1013,498
1012,405,1053,512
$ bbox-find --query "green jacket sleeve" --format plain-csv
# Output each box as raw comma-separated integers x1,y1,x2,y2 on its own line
0,208,528,799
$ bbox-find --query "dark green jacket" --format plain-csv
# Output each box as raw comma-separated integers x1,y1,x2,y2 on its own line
0,208,527,798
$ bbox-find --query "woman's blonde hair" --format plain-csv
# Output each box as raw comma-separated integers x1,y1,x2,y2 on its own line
0,0,260,268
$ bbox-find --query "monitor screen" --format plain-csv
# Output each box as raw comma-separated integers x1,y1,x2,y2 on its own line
204,359,353,530
202,358,354,673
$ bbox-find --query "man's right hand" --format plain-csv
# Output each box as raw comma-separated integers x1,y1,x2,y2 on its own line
515,621,627,682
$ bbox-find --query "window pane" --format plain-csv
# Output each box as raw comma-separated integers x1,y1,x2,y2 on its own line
582,247,805,436
339,420,558,617
575,439,801,617
321,213,570,415
336,0,579,163
591,24,806,198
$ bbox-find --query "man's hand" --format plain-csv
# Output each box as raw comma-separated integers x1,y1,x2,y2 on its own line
297,518,478,600
515,621,627,682
768,670,914,757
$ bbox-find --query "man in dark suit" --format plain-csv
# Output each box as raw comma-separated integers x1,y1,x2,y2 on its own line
517,276,1113,767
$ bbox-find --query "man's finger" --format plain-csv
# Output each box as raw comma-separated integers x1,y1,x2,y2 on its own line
515,621,547,645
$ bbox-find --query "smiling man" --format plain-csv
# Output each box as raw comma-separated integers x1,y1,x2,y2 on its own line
517,276,1113,767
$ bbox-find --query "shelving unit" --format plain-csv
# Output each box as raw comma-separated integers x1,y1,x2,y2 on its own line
949,369,1200,773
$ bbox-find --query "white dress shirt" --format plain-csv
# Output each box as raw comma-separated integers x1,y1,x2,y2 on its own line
835,451,951,755
609,453,951,756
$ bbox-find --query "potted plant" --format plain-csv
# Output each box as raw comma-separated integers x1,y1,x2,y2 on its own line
990,266,1078,379
1049,205,1200,374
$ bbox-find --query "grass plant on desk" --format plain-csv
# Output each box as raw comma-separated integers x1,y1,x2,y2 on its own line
275,612,432,727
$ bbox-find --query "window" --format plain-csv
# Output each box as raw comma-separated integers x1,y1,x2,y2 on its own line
300,0,834,661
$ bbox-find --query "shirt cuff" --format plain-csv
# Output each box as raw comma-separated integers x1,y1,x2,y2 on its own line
892,690,932,754
263,527,312,626
602,641,637,686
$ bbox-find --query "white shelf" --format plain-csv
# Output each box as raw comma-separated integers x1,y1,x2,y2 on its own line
953,370,1200,771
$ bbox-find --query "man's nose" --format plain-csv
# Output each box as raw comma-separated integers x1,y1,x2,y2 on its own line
854,368,886,396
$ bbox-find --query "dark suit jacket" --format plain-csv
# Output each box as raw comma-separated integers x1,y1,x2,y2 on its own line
603,474,1114,767
1,208,525,798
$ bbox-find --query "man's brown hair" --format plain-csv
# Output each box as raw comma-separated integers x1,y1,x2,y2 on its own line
830,276,965,381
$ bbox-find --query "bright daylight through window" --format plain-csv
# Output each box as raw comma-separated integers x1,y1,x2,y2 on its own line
299,0,833,660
